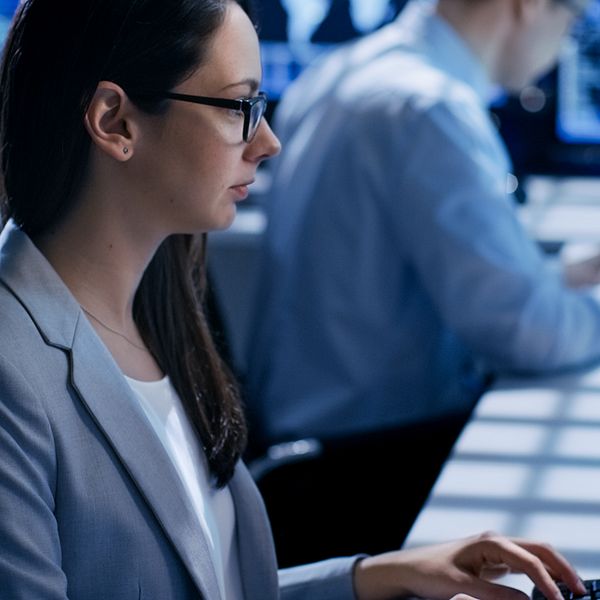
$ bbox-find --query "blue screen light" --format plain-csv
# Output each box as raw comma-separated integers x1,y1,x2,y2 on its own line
556,0,600,144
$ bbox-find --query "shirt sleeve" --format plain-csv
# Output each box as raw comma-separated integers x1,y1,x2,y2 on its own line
387,97,600,372
0,356,69,598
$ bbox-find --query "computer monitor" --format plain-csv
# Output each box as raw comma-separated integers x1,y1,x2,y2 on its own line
257,0,407,100
0,0,406,98
472,0,600,176
0,0,18,47
256,0,600,176
556,0,600,144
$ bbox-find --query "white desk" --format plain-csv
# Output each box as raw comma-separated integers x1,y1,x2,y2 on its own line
404,365,600,592
519,176,600,244
403,176,600,592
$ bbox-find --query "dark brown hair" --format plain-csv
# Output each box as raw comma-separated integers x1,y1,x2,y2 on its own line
0,0,253,486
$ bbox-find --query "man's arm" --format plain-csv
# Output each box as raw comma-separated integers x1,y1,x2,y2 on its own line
391,99,600,372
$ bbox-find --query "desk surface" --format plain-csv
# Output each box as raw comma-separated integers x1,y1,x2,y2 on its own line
519,176,600,244
404,365,600,592
404,175,600,592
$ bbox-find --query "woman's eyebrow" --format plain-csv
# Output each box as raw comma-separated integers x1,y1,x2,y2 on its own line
219,78,260,94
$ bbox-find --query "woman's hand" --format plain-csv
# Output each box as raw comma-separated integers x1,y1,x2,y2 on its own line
353,531,587,600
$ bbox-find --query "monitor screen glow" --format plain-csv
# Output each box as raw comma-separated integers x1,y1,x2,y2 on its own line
0,0,18,47
556,0,600,144
258,0,405,99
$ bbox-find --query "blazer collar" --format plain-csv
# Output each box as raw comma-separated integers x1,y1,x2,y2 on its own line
0,221,223,599
229,465,279,600
0,220,79,349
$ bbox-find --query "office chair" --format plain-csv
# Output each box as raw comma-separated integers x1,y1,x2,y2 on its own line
246,415,469,568
205,244,468,568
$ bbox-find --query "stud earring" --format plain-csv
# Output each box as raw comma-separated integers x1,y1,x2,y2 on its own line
123,147,129,155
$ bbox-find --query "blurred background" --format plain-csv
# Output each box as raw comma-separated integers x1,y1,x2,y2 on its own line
254,0,600,178
2,0,599,178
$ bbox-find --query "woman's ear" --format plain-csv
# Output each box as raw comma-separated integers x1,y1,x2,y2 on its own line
84,81,137,161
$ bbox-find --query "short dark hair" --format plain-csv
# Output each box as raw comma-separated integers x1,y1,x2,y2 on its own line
0,0,254,486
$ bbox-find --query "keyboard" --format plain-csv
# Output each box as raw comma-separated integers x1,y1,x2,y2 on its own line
533,580,600,600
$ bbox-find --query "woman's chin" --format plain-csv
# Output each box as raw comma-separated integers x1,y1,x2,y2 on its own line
210,206,237,232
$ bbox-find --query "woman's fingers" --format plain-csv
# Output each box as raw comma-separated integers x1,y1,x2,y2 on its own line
515,539,586,597
354,533,584,600
484,537,561,600
461,535,582,600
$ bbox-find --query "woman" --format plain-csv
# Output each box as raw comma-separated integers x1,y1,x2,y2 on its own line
0,0,587,598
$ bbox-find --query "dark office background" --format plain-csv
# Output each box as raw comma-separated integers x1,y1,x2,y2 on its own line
253,0,600,179
1,0,599,178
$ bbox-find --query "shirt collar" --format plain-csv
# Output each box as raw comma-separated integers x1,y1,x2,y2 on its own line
393,0,493,102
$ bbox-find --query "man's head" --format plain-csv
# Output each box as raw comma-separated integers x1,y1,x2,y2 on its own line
437,0,588,92
498,0,587,90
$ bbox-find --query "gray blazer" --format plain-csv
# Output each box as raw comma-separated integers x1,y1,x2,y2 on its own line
0,221,358,600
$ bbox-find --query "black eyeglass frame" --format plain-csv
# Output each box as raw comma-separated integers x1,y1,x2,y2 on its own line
162,91,268,143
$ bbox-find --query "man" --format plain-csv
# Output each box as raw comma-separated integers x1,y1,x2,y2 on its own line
246,0,598,566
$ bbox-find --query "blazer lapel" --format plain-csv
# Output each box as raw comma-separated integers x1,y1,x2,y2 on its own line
70,316,222,600
0,222,222,600
229,464,279,600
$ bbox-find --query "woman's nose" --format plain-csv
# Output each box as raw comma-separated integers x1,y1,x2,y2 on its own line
248,119,281,163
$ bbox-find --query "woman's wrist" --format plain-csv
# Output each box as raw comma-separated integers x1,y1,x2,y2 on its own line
353,551,411,600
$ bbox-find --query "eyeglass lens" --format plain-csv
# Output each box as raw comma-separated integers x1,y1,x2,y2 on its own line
247,97,267,142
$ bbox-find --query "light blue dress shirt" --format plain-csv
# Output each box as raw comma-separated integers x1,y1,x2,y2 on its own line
246,0,600,443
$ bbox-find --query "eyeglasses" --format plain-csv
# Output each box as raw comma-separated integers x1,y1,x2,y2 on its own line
162,91,268,143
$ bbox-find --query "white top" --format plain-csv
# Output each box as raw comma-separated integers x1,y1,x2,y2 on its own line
126,375,243,600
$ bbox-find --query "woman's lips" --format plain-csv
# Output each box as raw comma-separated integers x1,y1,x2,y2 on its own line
230,180,254,200
230,184,249,200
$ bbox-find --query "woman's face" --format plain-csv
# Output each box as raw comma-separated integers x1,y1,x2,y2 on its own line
133,1,281,235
